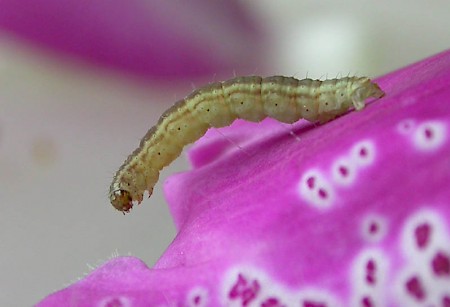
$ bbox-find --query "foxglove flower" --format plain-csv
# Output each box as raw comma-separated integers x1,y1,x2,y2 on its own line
38,50,450,306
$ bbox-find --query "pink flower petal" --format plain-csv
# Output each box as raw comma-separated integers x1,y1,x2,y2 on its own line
0,1,262,80
38,50,450,306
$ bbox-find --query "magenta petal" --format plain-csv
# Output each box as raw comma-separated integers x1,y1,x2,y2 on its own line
38,51,450,306
0,1,261,79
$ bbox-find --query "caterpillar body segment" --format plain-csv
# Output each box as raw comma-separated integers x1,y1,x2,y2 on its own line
110,75,384,213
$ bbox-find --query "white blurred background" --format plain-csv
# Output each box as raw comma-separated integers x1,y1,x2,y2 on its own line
0,1,449,305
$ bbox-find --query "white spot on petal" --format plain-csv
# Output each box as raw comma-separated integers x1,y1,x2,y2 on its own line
350,140,376,167
361,213,388,243
394,266,450,306
187,286,209,307
393,269,427,306
397,119,416,135
351,249,389,303
221,266,297,306
98,296,130,307
222,267,263,307
353,249,389,292
331,156,357,186
299,169,335,209
400,209,448,259
223,266,344,306
297,288,343,307
395,208,450,306
412,121,446,152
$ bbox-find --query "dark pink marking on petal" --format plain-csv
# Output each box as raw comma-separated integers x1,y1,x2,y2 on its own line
366,259,376,272
338,166,349,177
193,295,201,305
261,297,284,307
368,222,379,235
318,188,328,199
365,259,376,285
307,176,315,189
228,274,260,306
359,147,368,157
414,223,431,249
442,295,450,307
431,251,450,277
424,128,434,139
303,301,327,307
365,274,375,285
361,296,374,307
405,276,426,301
402,121,412,130
104,298,125,307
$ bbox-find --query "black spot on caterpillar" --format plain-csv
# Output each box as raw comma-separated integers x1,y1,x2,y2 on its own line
110,75,384,213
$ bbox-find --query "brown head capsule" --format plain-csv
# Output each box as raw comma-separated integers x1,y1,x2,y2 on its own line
110,189,133,213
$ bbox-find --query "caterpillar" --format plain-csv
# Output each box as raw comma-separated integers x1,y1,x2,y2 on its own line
109,75,384,213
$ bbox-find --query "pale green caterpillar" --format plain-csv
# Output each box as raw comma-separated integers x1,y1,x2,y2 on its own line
109,76,384,213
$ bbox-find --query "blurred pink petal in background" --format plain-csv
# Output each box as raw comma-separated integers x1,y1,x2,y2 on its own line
0,1,263,80
38,51,450,306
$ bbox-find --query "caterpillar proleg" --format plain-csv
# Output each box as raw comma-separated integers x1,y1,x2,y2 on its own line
110,76,384,213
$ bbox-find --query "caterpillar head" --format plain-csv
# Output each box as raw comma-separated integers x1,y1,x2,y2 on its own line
110,189,134,213
351,78,385,110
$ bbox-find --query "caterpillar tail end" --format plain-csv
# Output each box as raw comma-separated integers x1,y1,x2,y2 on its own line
370,82,385,100
352,80,385,111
